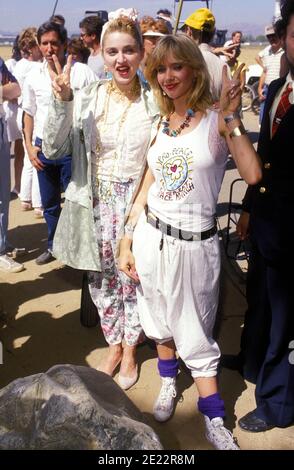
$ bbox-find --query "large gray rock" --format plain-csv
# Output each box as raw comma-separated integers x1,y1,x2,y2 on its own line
0,364,163,450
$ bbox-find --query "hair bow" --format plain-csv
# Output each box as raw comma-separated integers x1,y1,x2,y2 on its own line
101,8,139,45
108,8,138,22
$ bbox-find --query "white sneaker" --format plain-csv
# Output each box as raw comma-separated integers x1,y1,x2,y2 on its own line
153,377,177,422
204,416,240,450
0,254,24,273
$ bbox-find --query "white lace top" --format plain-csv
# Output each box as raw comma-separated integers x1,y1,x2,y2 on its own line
147,109,229,232
91,84,152,183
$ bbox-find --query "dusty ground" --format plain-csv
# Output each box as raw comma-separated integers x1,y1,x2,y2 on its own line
0,45,13,61
239,45,263,66
1,108,293,450
1,44,293,449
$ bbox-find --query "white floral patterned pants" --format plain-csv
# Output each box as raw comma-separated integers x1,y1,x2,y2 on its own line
88,179,144,346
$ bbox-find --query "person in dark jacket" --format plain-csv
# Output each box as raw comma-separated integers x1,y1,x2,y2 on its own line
224,0,294,433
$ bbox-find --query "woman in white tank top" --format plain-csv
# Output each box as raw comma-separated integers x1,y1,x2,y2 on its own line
118,35,262,450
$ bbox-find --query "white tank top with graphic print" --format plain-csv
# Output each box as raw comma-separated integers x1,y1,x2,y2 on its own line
147,109,229,232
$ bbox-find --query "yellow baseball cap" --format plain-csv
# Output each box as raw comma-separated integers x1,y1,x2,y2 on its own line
184,8,215,32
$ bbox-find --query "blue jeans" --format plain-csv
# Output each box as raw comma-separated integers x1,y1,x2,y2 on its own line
35,137,71,250
259,84,269,125
0,118,11,255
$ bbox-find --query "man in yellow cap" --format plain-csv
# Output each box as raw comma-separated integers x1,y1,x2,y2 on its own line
182,8,229,103
184,7,215,35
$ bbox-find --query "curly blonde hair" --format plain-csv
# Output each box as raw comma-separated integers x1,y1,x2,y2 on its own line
18,27,38,55
139,16,169,35
102,16,143,50
139,16,156,34
145,34,213,115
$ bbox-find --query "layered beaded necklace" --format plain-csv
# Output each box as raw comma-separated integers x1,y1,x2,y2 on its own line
162,108,195,137
94,77,141,199
95,77,141,157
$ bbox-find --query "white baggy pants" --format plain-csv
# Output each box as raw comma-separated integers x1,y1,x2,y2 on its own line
19,148,42,208
133,213,221,378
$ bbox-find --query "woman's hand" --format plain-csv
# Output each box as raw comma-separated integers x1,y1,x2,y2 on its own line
118,240,140,283
48,54,73,101
220,63,244,115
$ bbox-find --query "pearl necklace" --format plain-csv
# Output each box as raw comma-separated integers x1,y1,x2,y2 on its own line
162,108,195,137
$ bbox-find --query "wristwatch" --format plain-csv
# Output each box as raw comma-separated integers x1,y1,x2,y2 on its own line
223,112,240,124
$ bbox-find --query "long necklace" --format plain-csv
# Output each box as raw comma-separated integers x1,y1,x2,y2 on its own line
95,78,140,198
162,108,195,137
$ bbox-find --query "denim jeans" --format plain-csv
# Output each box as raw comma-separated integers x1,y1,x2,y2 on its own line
259,84,269,125
35,137,72,250
0,118,11,255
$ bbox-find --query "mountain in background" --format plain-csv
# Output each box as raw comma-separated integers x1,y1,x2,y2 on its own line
0,31,16,36
225,22,266,37
0,22,267,41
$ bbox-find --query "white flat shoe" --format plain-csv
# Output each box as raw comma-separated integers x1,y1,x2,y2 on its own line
118,366,138,390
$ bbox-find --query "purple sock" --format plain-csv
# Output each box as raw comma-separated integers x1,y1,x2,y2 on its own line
198,393,226,420
158,358,179,377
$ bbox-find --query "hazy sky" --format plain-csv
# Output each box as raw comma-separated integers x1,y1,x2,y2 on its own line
1,0,278,34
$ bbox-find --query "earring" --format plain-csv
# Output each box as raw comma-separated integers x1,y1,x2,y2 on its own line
162,91,167,96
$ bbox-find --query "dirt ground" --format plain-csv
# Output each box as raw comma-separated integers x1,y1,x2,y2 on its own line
1,44,293,449
1,108,294,451
0,45,14,61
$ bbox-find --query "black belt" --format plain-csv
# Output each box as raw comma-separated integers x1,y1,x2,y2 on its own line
146,211,217,242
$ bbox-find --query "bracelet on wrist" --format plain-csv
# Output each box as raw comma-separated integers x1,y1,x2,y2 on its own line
223,112,240,124
124,221,136,238
229,122,246,138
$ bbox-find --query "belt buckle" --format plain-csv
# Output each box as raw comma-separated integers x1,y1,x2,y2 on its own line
179,229,194,241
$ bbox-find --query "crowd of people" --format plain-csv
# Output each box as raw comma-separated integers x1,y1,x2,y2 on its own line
1,0,294,450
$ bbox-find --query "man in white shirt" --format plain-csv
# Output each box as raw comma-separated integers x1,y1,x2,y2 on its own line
258,24,284,123
222,31,242,62
79,15,105,79
22,21,96,264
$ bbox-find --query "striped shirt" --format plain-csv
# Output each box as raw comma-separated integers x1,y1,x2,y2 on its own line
262,47,284,85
